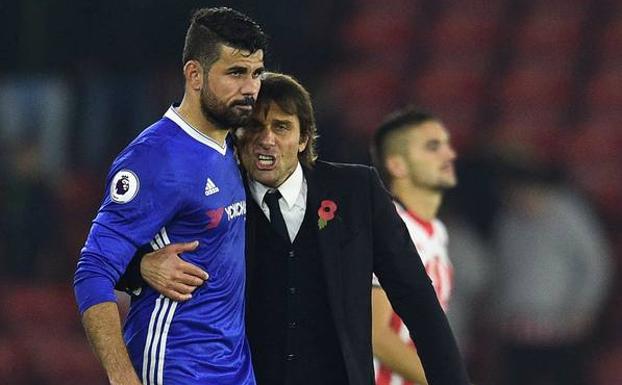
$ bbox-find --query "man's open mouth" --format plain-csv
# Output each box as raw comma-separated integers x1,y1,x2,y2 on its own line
256,154,276,169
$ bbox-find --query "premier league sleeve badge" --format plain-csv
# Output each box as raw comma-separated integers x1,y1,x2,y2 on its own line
110,169,140,203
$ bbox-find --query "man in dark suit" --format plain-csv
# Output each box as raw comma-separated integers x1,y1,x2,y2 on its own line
122,72,469,385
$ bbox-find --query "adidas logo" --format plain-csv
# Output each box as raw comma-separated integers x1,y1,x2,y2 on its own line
204,178,220,196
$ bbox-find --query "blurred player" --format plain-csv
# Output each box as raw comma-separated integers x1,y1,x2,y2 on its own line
73,7,266,385
371,108,457,385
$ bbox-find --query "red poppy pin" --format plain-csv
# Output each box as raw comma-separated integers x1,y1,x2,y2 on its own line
318,200,338,230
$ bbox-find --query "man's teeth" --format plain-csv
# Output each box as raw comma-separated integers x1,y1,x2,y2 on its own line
258,154,275,165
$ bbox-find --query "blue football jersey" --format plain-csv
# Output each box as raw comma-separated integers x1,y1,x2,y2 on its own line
74,106,254,385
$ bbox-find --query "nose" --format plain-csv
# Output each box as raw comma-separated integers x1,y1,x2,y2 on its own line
446,145,457,161
241,75,261,98
257,127,276,147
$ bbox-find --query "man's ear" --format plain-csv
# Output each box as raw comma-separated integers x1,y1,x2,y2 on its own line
298,135,309,153
183,60,204,92
385,155,408,179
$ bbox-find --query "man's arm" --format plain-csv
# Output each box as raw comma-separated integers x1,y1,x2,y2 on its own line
75,246,143,385
368,167,469,385
372,287,428,385
140,242,208,301
82,302,142,385
117,241,208,302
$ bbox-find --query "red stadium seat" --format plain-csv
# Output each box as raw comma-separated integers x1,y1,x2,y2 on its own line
499,64,572,109
564,118,622,219
565,118,621,166
598,16,622,58
338,7,417,54
0,282,111,384
527,0,591,15
0,337,30,385
408,65,487,152
412,66,487,108
585,68,622,115
56,169,103,275
427,48,495,73
491,108,566,163
18,332,107,385
0,283,81,335
514,13,583,62
326,65,402,136
439,0,509,17
430,9,501,56
430,105,481,153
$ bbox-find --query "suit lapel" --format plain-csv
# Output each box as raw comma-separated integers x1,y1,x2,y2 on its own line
305,166,346,326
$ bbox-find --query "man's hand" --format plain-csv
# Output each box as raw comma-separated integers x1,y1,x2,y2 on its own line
140,241,208,301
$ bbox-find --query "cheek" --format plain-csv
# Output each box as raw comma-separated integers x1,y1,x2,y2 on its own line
241,131,259,144
408,161,430,179
280,142,298,163
208,77,235,97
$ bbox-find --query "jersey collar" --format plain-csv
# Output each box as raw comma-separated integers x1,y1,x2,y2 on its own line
164,105,229,155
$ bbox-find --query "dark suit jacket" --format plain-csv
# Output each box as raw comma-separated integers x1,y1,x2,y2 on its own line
245,161,468,385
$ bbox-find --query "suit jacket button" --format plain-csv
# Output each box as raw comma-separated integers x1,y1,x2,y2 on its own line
288,287,296,295
288,321,297,328
288,250,295,258
286,353,296,361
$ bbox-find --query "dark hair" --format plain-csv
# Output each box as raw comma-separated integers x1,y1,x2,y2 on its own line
182,7,268,70
371,106,437,184
256,72,318,168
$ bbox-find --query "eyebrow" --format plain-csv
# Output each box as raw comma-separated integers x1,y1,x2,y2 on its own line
226,65,265,73
226,66,248,73
272,119,293,126
425,139,441,146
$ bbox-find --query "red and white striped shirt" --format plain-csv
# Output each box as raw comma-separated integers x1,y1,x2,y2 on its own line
374,201,454,385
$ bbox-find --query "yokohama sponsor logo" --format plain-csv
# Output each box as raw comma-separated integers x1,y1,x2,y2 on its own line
225,200,246,220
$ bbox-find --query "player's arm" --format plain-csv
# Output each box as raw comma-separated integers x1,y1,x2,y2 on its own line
372,287,428,385
76,144,191,383
367,167,469,385
74,234,145,385
82,302,143,385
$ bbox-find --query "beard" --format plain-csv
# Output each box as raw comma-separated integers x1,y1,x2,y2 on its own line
200,85,254,130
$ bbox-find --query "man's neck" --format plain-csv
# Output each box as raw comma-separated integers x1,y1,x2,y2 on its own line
248,162,304,208
177,97,229,146
392,182,442,221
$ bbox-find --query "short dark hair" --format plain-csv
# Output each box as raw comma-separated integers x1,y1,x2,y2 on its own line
371,106,437,184
256,72,318,168
182,7,268,71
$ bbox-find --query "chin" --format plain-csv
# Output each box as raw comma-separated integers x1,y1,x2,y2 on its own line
261,179,279,188
439,181,457,190
250,171,277,187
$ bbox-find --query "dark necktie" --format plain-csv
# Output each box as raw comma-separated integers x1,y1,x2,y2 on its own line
264,189,290,241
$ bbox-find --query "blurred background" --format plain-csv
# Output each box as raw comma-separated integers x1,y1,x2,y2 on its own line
0,0,620,384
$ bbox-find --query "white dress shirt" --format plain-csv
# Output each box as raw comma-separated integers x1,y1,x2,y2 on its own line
249,162,307,242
